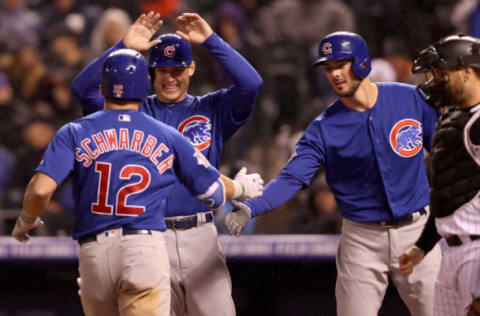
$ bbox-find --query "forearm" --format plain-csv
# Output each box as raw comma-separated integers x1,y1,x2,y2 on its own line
22,173,58,218
415,211,442,254
245,173,304,218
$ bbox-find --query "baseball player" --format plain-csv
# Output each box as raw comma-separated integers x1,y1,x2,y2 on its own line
226,31,442,316
11,48,262,316
399,35,480,316
71,12,262,316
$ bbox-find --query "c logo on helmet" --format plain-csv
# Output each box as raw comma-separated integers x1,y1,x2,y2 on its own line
389,119,423,157
322,42,333,55
164,45,176,58
178,115,212,151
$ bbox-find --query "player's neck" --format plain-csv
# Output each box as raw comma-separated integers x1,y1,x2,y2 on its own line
341,79,378,112
104,102,139,111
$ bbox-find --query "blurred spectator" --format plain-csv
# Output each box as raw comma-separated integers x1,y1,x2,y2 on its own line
369,58,397,82
288,180,341,234
45,28,85,82
0,0,41,51
88,8,132,60
40,0,101,47
451,0,480,37
4,119,55,208
142,0,181,19
0,71,31,150
3,45,46,101
0,145,15,204
381,38,416,84
34,73,82,125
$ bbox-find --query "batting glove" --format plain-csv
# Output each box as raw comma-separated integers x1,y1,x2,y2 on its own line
226,200,252,237
12,211,44,243
232,167,264,199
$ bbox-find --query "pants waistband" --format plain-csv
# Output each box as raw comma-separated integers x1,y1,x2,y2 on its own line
370,208,426,228
78,228,157,245
445,235,480,247
165,211,214,230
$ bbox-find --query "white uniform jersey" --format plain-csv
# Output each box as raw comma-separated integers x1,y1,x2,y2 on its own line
436,105,480,237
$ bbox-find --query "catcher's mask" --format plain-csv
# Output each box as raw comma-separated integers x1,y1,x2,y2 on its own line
412,34,480,109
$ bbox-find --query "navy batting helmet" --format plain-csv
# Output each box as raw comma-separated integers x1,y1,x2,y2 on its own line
313,31,371,79
148,33,192,68
101,49,151,101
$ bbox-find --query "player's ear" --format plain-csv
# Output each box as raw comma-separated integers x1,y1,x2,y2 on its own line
187,61,196,77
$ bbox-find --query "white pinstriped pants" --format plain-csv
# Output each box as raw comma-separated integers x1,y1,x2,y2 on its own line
434,240,480,316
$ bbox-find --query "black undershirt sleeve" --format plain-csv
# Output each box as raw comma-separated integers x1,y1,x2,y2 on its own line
415,212,442,254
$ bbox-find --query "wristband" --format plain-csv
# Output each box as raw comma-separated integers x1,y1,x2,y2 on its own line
232,180,245,199
20,210,37,224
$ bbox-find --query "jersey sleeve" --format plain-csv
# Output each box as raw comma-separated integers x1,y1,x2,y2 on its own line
168,128,221,197
35,124,75,185
71,41,126,115
245,125,326,217
202,33,262,140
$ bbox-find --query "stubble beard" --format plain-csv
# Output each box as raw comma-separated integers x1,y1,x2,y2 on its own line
336,79,361,97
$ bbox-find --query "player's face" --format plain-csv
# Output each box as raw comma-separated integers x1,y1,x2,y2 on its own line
323,59,361,97
433,67,468,106
154,62,196,103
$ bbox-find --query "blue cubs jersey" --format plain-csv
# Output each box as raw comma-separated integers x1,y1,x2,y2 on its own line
245,83,439,222
36,110,221,239
72,33,262,217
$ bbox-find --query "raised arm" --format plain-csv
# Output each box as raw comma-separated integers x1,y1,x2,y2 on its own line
176,13,262,121
72,12,163,115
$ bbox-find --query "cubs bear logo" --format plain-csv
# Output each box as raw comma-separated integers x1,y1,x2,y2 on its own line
164,45,176,58
322,42,333,55
178,115,212,151
389,119,423,157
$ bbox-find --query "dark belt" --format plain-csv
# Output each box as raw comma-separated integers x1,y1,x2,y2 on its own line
446,235,480,247
377,208,426,228
165,212,214,230
78,228,154,245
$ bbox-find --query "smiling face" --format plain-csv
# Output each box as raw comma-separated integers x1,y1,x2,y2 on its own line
322,59,362,97
153,62,195,103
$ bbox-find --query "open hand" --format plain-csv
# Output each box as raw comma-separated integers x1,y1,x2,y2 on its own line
176,13,213,45
123,11,163,51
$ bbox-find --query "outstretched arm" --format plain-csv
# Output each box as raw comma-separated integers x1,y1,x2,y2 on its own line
72,12,163,115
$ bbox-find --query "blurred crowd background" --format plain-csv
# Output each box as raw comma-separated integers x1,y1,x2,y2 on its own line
0,0,475,236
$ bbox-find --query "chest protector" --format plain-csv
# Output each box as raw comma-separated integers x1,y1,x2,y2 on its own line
430,109,480,218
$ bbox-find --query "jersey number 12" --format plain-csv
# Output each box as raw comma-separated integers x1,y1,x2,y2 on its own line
91,161,150,216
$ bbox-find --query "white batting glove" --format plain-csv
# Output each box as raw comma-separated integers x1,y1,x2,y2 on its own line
11,211,44,243
226,200,252,237
232,167,264,199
